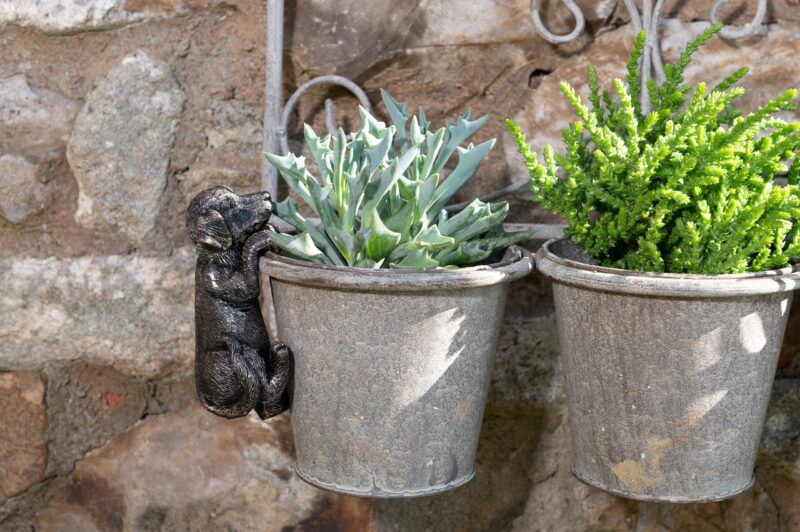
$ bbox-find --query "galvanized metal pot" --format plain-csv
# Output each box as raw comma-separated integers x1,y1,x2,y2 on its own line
536,238,800,502
259,247,533,497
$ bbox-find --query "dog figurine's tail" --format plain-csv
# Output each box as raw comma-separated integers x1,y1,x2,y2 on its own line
196,336,290,419
256,341,291,419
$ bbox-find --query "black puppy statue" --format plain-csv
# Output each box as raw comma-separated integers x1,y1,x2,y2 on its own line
186,186,290,419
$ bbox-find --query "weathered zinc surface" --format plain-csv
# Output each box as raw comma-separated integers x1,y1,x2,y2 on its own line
538,239,798,503
2,1,800,530
262,250,532,497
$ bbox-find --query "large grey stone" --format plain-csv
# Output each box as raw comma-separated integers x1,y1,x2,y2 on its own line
67,50,185,239
0,0,222,34
0,154,49,224
288,0,616,77
660,0,800,25
0,0,145,33
0,248,194,378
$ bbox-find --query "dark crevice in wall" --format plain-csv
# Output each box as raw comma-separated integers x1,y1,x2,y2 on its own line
528,68,553,90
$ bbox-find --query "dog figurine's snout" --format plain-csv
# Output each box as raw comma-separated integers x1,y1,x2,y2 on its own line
187,186,290,419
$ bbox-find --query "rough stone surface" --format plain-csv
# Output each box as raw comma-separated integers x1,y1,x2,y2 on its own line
662,0,800,25
44,362,151,476
0,75,80,163
0,0,222,34
23,405,327,531
177,98,264,200
2,0,800,529
67,50,185,239
0,248,194,377
420,0,617,47
0,372,46,501
0,0,145,33
0,155,49,224
287,0,616,78
492,315,562,404
146,373,196,415
0,75,80,226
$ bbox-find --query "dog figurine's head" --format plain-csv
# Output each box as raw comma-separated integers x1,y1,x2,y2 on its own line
187,186,273,252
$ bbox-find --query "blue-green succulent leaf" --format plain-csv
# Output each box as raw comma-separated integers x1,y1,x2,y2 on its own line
267,230,327,264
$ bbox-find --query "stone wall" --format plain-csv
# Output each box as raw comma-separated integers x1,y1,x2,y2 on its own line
1,1,800,530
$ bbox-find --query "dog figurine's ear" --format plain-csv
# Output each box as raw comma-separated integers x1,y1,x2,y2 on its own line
195,209,233,251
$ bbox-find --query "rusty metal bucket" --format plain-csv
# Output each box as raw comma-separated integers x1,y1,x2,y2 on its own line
536,238,800,502
259,247,532,497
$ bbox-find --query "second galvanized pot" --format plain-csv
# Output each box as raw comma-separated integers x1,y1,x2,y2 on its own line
536,238,800,502
259,247,532,497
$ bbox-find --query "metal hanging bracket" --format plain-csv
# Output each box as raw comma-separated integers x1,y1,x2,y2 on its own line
531,0,769,113
262,0,372,197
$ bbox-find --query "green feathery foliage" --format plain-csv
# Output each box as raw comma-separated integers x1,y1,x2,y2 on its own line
506,23,800,274
264,90,531,269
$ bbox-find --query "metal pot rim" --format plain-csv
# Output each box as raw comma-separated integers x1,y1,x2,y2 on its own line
536,238,800,298
260,245,533,291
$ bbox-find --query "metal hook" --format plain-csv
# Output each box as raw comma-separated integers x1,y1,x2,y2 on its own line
531,0,586,44
278,75,373,155
711,0,768,40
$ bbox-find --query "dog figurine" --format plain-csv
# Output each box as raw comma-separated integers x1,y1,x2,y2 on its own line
186,186,290,419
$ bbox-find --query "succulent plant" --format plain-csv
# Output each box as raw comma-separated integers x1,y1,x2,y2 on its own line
264,90,531,269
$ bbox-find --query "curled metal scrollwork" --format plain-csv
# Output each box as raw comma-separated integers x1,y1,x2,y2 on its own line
278,74,373,155
530,0,768,114
531,0,769,46
530,0,586,44
711,0,768,40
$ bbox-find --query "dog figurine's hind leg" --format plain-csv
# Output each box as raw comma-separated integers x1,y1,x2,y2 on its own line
187,186,290,419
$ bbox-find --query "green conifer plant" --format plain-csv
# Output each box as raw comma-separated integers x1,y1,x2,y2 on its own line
507,24,800,274
265,90,531,269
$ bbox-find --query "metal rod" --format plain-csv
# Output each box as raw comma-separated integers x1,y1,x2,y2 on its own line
641,0,654,114
651,0,667,83
324,98,336,135
262,0,284,196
